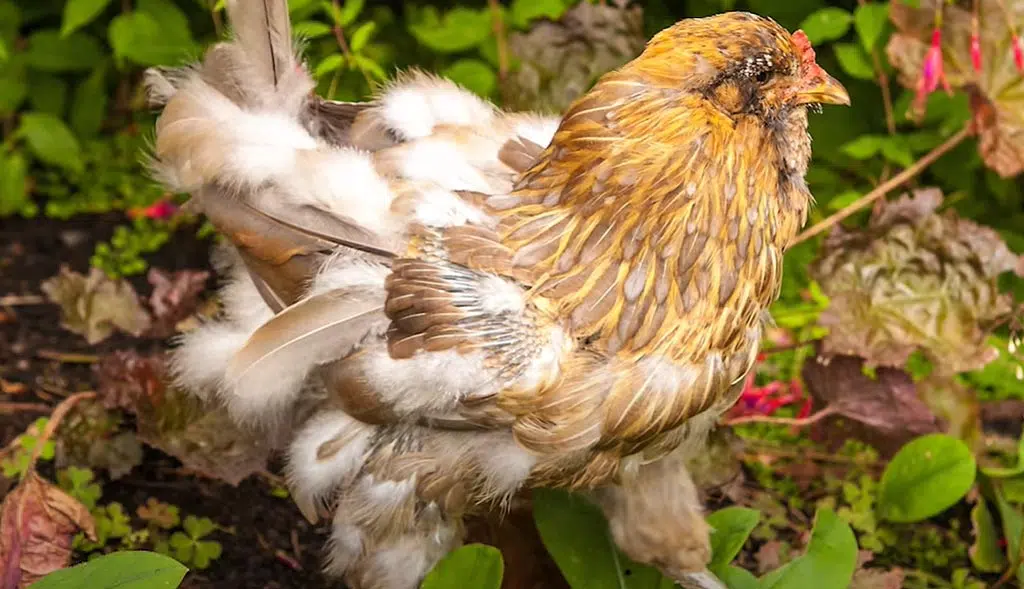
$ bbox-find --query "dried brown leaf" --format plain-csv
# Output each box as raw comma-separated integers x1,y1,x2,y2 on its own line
40,266,151,344
144,268,210,339
887,0,1024,177
0,472,96,588
802,350,942,456
502,1,645,112
94,351,270,485
850,567,905,589
812,188,1019,374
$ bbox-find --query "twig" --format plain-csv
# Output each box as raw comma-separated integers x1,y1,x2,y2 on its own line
793,125,972,245
0,402,52,413
725,405,837,427
0,294,45,306
36,349,101,364
487,0,509,81
330,0,373,87
27,391,96,469
858,0,896,135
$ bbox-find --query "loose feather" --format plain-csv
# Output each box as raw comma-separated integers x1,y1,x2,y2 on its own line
223,286,388,422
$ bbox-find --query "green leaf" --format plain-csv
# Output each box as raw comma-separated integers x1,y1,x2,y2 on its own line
853,2,889,52
718,566,760,589
0,62,28,115
969,497,1008,573
993,482,1024,583
27,71,68,117
292,21,332,39
760,509,857,589
840,135,883,159
510,0,565,29
183,516,216,539
533,489,672,589
314,54,344,78
108,11,195,66
422,544,504,589
833,43,874,80
879,136,913,168
70,65,107,137
877,434,977,523
138,0,193,43
61,0,114,37
27,550,188,588
349,21,375,53
707,507,760,570
18,112,83,173
0,0,20,48
351,54,386,80
798,8,853,45
408,6,492,54
26,30,104,72
442,58,497,98
0,36,7,63
0,152,29,216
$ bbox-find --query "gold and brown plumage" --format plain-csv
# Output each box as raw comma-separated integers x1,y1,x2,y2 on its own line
147,3,848,588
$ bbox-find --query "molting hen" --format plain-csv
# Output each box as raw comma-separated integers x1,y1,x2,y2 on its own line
146,2,849,588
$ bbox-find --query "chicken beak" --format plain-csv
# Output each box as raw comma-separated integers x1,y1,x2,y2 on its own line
794,71,850,106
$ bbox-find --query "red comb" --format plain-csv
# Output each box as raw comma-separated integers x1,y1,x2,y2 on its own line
791,30,826,79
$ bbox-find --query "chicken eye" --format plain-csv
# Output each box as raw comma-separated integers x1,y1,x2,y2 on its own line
754,69,771,84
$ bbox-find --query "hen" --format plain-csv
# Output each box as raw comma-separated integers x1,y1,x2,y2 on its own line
146,2,848,588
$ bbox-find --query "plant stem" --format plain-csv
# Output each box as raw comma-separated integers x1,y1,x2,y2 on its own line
793,124,972,245
487,0,509,81
330,0,372,88
857,0,896,135
27,391,97,470
725,405,837,427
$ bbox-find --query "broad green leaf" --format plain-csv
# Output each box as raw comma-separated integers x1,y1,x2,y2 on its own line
409,6,492,54
108,11,196,66
798,8,853,45
326,0,364,27
510,0,565,29
70,65,107,137
442,58,497,98
877,434,977,523
25,30,104,72
840,135,884,159
421,544,503,589
760,509,857,589
349,21,375,52
138,0,193,43
707,507,760,570
0,152,29,216
27,71,68,117
718,566,760,589
27,550,188,588
61,0,114,37
833,43,874,80
351,54,386,80
0,61,28,115
969,497,1008,573
0,36,7,62
0,0,20,47
879,136,913,168
983,433,1024,478
853,2,889,52
533,489,672,589
993,483,1024,583
293,21,332,39
18,112,83,173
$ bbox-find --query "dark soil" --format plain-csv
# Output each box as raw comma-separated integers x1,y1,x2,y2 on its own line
1,215,566,589
0,215,335,588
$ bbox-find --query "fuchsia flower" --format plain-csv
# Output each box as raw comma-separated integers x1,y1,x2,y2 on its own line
729,372,812,420
129,199,179,221
915,28,952,113
1013,34,1024,72
970,30,983,72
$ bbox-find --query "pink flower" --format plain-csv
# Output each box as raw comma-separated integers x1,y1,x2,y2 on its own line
1013,35,1024,73
970,31,982,73
915,29,951,114
129,199,179,221
729,374,811,420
